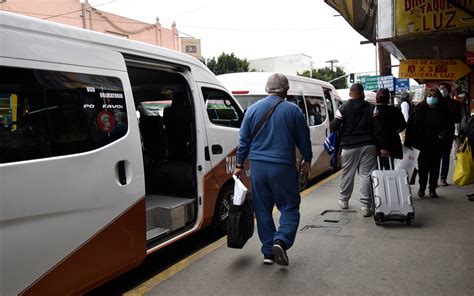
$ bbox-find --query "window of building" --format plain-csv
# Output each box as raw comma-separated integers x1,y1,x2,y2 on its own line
105,31,129,39
185,45,197,53
202,87,243,128
0,66,127,164
305,96,326,126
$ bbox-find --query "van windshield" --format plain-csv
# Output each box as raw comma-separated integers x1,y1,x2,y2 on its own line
234,95,265,110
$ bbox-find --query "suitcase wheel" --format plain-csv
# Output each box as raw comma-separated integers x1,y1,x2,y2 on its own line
406,213,415,225
374,213,384,226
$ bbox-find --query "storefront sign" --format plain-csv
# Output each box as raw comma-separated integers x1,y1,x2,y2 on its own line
324,0,377,42
399,59,471,80
395,0,474,36
467,37,474,66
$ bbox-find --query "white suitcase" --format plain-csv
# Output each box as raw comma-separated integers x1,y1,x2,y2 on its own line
371,158,415,225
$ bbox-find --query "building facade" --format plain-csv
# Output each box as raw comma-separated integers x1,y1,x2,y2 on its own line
180,37,202,60
1,0,180,51
249,54,313,75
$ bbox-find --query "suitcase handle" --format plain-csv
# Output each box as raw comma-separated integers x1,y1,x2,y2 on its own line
377,156,394,171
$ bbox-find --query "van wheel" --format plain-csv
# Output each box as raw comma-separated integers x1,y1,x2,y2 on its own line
211,184,233,236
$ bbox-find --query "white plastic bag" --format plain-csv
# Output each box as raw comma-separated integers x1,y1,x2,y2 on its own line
232,175,248,206
395,147,420,181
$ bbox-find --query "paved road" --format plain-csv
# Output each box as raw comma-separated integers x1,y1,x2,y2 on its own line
136,172,474,296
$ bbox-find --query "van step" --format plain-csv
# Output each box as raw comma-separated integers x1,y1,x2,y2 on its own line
146,195,195,232
146,227,171,241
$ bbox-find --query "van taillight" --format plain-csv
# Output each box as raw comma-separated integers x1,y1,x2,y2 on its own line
232,90,249,95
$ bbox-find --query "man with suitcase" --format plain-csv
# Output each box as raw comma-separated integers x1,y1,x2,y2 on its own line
330,83,381,217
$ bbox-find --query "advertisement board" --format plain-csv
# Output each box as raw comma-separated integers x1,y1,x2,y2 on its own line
395,0,474,36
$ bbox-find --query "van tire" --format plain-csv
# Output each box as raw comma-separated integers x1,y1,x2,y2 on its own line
211,184,234,236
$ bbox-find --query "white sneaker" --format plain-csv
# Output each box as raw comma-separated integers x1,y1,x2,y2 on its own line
361,206,372,217
339,200,348,210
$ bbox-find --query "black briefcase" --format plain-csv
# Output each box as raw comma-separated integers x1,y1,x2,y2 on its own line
227,201,254,249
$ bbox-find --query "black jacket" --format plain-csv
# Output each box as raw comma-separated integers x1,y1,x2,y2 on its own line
330,99,379,149
404,101,451,150
443,96,462,143
374,105,406,159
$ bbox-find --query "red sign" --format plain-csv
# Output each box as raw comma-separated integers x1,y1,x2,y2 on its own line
97,110,115,133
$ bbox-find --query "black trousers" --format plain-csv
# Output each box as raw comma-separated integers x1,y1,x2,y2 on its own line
418,146,442,190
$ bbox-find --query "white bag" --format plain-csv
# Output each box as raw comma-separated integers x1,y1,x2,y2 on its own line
395,147,420,181
232,175,248,206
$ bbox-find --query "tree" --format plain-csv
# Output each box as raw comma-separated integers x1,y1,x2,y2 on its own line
299,66,348,89
204,52,250,75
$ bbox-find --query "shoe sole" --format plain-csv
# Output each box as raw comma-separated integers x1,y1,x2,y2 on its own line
271,244,289,266
339,201,348,210
263,259,274,265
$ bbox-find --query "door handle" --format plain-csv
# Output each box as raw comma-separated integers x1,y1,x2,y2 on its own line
325,128,328,137
212,145,223,155
116,160,128,186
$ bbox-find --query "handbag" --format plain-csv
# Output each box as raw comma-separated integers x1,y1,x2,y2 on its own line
453,138,474,186
395,146,420,183
227,201,254,249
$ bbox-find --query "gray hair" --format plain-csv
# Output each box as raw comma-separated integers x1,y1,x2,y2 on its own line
265,73,289,93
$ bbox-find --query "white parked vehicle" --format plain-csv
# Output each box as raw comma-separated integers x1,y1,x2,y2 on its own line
218,72,342,189
336,88,377,104
0,12,248,295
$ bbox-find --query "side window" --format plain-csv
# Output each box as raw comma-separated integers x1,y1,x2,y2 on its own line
323,90,335,122
0,66,127,164
305,96,326,126
202,87,243,128
287,95,308,123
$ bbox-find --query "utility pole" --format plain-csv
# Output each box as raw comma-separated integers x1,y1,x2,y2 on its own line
325,59,339,72
378,44,392,76
80,0,88,29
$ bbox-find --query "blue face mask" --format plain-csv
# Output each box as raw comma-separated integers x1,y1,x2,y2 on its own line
426,96,439,106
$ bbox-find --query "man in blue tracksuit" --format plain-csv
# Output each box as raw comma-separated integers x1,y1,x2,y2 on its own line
234,73,312,266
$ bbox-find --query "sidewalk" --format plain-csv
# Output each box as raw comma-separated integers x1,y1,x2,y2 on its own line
138,172,474,296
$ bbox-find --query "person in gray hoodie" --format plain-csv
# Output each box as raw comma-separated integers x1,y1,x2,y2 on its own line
330,83,380,217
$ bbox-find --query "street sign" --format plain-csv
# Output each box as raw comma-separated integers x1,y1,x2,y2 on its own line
399,60,472,81
361,75,395,91
378,75,395,91
361,75,380,91
395,78,410,92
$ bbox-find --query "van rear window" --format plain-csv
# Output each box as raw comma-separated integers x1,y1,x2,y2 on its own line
0,66,127,164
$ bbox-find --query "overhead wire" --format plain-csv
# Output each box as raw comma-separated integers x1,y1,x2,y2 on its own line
42,0,115,20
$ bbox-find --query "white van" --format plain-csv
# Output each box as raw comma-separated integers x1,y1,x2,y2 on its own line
218,72,342,188
0,12,247,295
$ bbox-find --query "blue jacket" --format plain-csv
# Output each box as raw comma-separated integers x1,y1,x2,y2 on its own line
237,95,312,165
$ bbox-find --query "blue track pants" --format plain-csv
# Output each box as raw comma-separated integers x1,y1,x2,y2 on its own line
250,160,301,255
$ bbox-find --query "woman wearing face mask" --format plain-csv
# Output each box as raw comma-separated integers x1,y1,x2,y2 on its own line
405,88,451,198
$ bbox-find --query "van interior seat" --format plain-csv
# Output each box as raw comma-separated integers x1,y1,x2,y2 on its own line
140,115,167,160
163,92,192,162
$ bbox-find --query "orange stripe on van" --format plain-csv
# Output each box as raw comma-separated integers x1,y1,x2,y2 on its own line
20,197,147,296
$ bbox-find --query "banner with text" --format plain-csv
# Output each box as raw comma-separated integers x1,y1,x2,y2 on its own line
399,60,471,80
395,0,474,36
